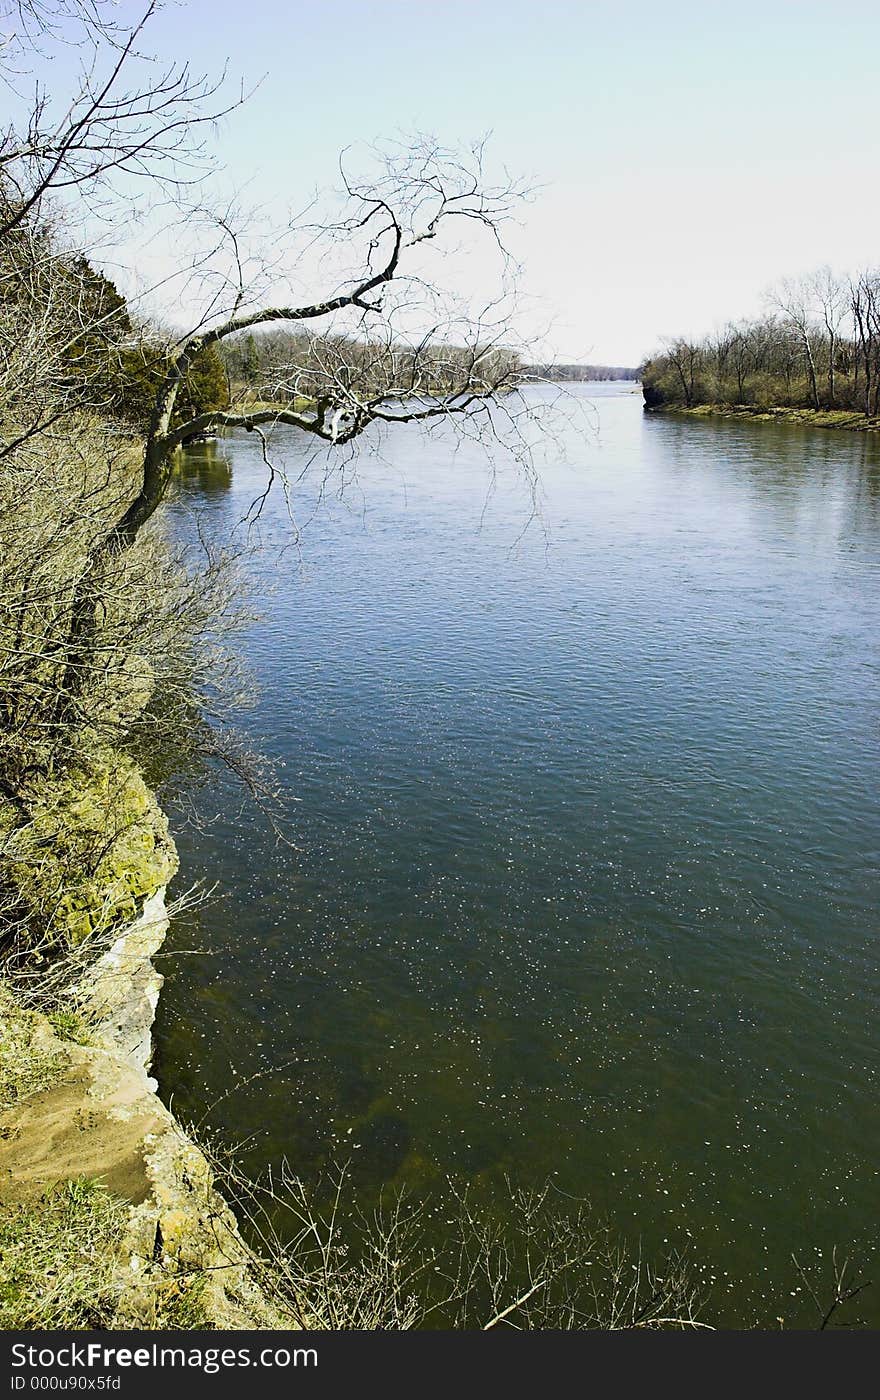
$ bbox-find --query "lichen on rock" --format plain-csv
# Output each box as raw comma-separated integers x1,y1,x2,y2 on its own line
1,745,178,956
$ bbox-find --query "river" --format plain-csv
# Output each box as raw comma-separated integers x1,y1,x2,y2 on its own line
155,382,880,1327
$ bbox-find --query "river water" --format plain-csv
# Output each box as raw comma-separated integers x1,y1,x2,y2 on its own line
155,383,880,1326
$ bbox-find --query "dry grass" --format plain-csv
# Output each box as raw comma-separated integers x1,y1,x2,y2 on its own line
0,982,62,1111
0,1178,127,1329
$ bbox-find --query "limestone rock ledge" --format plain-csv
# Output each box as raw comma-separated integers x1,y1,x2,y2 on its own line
0,890,286,1329
78,886,170,1088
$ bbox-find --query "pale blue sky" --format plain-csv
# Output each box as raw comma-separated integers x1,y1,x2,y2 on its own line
44,1,880,360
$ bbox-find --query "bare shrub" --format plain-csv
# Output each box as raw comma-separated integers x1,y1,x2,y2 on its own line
204,1156,707,1331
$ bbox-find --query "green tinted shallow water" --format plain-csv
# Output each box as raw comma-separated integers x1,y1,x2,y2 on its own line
155,384,880,1326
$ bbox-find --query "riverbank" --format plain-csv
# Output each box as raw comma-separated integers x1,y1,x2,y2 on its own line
645,401,880,433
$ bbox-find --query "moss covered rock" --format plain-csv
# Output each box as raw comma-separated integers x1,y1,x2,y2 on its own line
1,747,177,954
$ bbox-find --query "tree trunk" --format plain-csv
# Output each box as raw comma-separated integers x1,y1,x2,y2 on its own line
802,331,820,410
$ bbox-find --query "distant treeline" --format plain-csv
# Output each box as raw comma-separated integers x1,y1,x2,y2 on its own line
221,336,641,396
221,329,521,401
643,268,880,416
523,363,640,382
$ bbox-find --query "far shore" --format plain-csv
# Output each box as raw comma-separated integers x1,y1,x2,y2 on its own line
644,402,880,434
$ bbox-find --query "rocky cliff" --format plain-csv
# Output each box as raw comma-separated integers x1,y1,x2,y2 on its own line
0,782,285,1330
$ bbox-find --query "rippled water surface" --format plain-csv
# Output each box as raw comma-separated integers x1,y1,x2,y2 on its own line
155,385,880,1325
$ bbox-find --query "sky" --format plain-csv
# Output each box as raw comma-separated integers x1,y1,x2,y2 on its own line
29,0,880,363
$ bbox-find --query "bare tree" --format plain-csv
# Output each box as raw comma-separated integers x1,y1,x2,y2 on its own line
0,0,240,237
660,336,702,407
850,270,880,418
121,141,529,545
728,321,754,402
769,277,821,410
810,267,846,406
49,134,534,718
